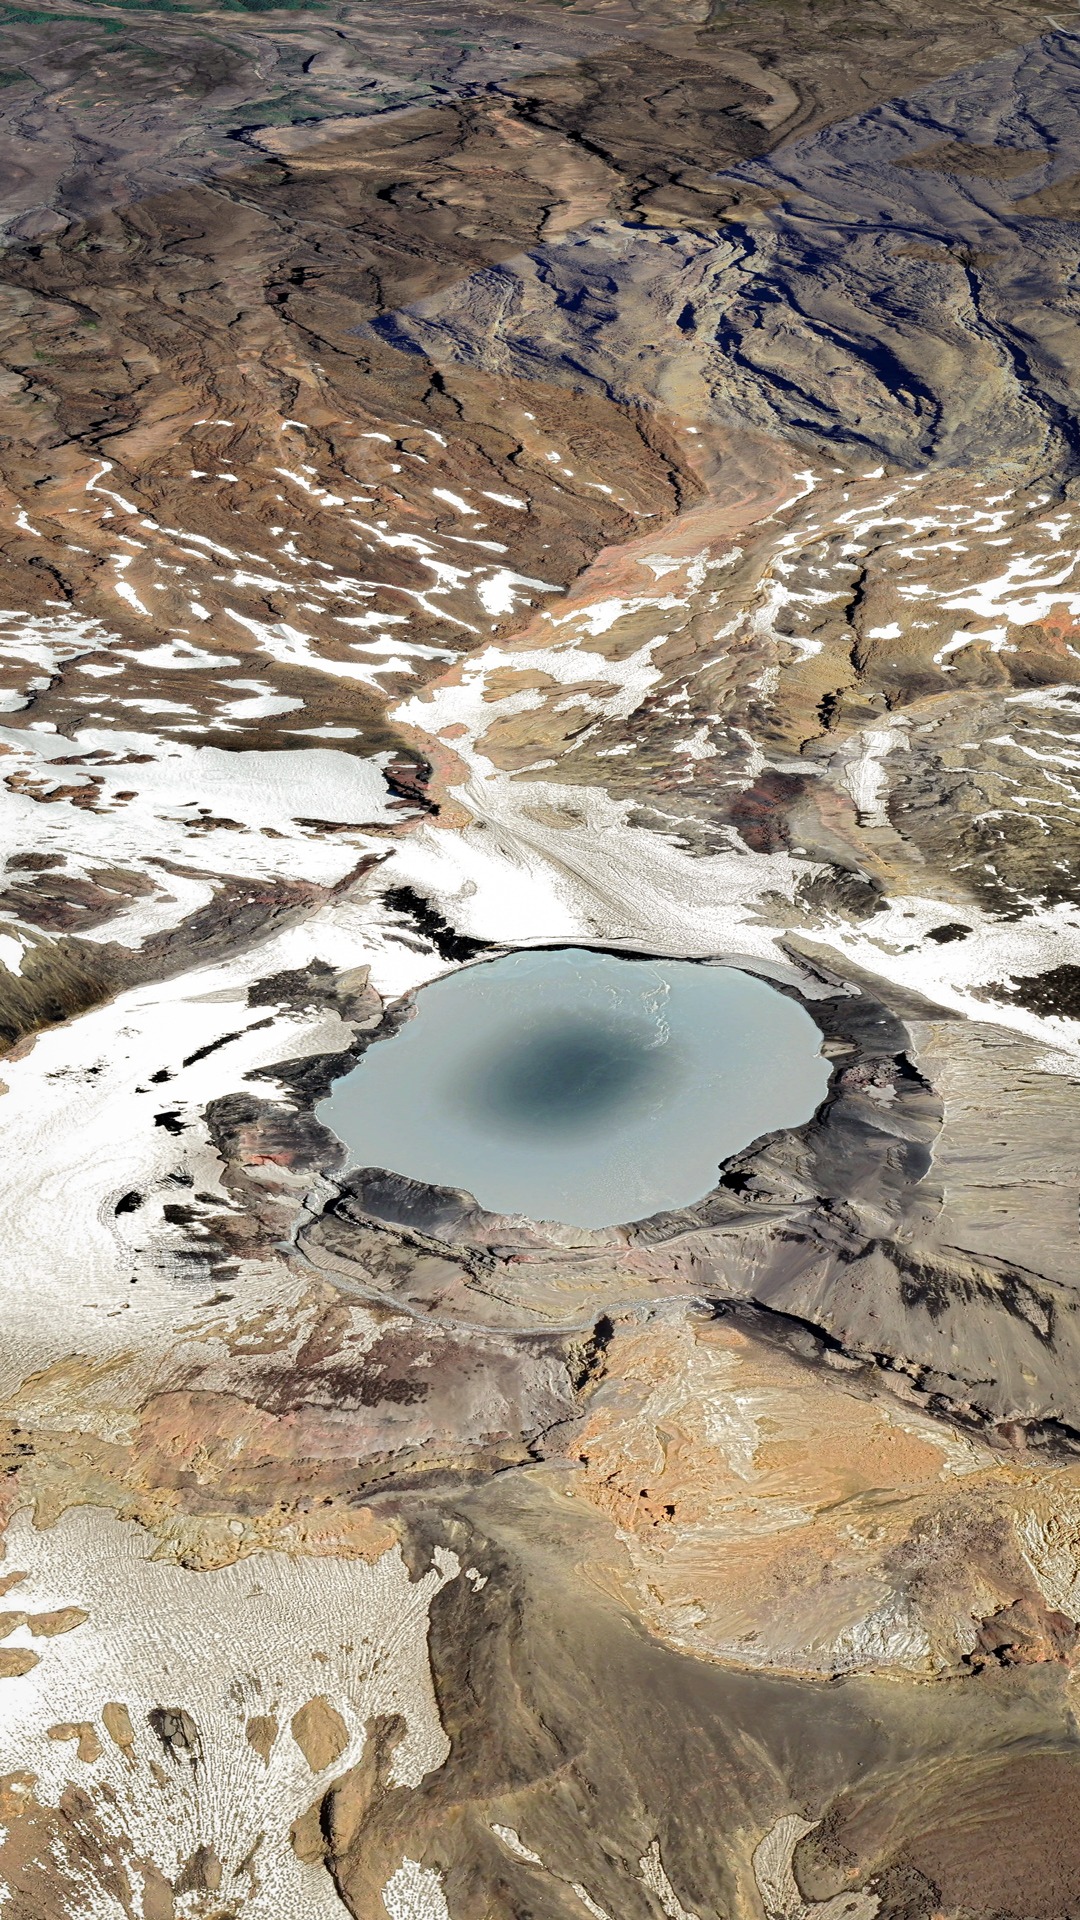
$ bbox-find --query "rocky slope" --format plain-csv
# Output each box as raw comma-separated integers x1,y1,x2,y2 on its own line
1,1,1080,1916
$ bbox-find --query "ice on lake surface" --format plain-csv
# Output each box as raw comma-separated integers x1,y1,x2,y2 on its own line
319,949,830,1228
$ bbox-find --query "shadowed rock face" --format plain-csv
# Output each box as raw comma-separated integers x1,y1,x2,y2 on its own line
2,0,1080,1915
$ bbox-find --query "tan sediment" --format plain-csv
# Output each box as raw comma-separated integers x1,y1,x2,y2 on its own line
291,1696,350,1773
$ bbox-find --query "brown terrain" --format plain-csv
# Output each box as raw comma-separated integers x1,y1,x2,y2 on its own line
1,0,1080,1916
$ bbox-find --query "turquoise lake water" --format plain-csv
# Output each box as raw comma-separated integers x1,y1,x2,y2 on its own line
318,948,830,1227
